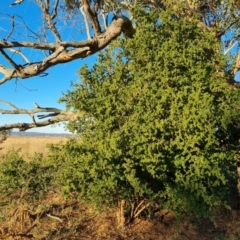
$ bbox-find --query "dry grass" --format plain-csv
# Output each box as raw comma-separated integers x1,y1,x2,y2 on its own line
0,136,68,159
1,192,240,240
1,136,240,239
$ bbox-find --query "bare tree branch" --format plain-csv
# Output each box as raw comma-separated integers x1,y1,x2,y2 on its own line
0,49,19,69
101,10,108,30
0,40,94,50
0,100,80,131
51,0,60,19
80,6,91,40
0,116,69,131
0,100,62,115
38,0,62,42
0,100,18,109
4,15,15,41
9,0,24,7
8,48,30,64
0,65,15,84
0,16,135,85
81,0,102,36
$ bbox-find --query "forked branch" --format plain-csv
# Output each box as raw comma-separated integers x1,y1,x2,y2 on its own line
0,15,135,85
0,100,80,131
81,0,102,36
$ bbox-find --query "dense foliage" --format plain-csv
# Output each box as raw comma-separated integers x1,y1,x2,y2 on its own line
51,9,240,218
0,151,53,204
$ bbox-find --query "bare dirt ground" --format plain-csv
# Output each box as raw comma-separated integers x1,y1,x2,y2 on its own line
1,136,240,239
1,194,240,240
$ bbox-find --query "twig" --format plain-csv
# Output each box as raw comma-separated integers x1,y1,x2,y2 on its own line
0,99,18,109
80,6,91,40
46,213,63,222
8,48,30,64
51,0,59,20
101,11,108,30
0,48,19,69
134,203,150,219
81,0,102,36
38,0,62,42
224,41,238,55
4,15,15,41
133,200,145,216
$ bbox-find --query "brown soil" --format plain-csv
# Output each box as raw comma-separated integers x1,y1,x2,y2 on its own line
1,192,240,240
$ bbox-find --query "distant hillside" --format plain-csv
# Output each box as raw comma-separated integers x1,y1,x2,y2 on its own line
11,132,74,137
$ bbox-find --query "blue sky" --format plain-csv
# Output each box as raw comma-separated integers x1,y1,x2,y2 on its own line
0,0,97,133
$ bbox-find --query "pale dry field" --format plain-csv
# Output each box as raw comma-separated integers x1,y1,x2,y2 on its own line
0,136,68,159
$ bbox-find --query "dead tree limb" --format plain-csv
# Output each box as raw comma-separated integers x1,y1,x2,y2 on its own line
0,16,135,85
0,100,81,131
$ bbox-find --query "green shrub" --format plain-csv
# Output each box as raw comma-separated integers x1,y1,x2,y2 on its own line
0,150,53,203
50,9,240,220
